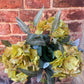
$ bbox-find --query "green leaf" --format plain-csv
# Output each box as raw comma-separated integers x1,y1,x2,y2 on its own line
52,9,61,32
58,43,64,54
48,43,59,51
52,52,55,59
39,59,44,68
25,33,46,46
37,69,43,82
34,6,44,26
61,35,70,43
45,69,55,84
37,46,42,56
42,34,50,45
47,47,55,59
16,17,30,33
32,45,42,56
18,68,38,77
1,40,11,47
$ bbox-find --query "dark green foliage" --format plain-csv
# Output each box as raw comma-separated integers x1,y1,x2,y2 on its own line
42,34,50,45
18,68,41,77
60,35,70,43
48,43,59,51
25,33,50,46
40,46,56,62
1,40,11,47
37,46,42,57
37,69,43,82
39,59,44,68
25,33,46,46
45,69,55,84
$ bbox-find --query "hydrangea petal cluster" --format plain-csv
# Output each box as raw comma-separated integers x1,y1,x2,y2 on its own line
35,17,69,39
2,42,39,83
50,45,82,79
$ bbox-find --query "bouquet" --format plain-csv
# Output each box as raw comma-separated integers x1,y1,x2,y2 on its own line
0,7,84,84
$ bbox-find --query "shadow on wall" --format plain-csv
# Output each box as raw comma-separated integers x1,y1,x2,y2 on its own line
74,20,84,84
80,20,84,49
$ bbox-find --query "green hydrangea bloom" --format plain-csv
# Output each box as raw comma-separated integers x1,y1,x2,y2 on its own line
2,41,39,83
50,45,82,79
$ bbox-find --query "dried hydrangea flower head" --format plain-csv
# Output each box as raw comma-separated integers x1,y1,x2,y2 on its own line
50,45,82,79
0,7,83,84
2,41,39,83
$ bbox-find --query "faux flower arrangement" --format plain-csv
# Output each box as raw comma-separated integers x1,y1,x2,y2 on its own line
0,7,84,84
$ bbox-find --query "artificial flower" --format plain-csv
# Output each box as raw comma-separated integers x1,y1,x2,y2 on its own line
2,42,39,83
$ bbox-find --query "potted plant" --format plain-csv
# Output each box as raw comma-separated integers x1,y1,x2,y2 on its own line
0,7,84,84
